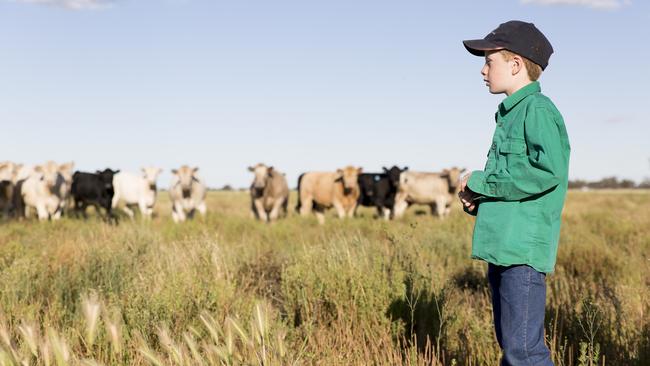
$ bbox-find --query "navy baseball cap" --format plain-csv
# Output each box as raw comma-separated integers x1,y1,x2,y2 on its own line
463,20,553,70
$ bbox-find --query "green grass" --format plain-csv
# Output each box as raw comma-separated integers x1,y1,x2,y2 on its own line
0,190,648,365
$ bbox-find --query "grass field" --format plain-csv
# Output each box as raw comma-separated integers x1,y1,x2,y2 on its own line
0,190,648,365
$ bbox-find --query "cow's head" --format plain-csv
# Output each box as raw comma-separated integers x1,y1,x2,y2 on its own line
440,166,466,193
35,162,62,191
142,167,162,190
172,165,199,198
58,162,75,184
248,163,273,195
96,168,120,192
383,166,408,188
336,166,362,195
0,162,13,182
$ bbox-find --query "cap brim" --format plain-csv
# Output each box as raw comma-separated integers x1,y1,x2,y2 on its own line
463,39,504,56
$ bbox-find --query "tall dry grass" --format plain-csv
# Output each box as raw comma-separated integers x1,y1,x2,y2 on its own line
0,190,647,365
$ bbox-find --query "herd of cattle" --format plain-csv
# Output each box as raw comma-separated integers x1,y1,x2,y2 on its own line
0,161,466,225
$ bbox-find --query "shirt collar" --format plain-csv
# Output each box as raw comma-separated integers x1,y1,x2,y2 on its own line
499,81,541,113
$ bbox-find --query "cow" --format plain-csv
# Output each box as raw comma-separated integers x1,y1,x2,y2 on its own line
248,163,289,223
393,167,466,219
296,166,362,224
111,167,162,220
71,168,119,222
55,162,75,217
169,165,207,223
0,180,13,219
0,162,16,218
14,162,66,221
356,166,408,220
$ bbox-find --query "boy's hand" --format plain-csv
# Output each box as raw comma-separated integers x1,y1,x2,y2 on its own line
458,189,477,212
458,172,477,212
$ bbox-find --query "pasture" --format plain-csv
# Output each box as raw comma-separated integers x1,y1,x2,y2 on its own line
0,190,648,365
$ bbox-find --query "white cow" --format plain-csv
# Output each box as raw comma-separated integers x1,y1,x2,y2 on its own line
393,167,466,219
17,162,64,221
112,167,162,220
56,162,75,217
169,165,207,223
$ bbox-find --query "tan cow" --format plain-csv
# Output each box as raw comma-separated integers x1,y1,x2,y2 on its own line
393,167,466,219
169,165,207,223
248,163,289,222
297,166,362,224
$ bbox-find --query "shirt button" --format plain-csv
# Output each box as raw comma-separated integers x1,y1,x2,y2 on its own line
491,142,496,150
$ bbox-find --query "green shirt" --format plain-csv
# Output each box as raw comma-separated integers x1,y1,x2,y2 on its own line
466,81,571,273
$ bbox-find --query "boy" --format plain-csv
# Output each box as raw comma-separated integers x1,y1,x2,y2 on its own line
459,21,570,366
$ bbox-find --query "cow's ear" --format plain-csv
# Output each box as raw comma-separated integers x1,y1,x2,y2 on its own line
193,167,200,173
357,167,363,174
461,168,467,173
267,166,274,175
382,166,388,173
171,169,178,175
404,166,409,171
335,169,343,179
96,170,102,174
114,170,120,174
34,165,44,173
248,166,254,172
60,162,74,172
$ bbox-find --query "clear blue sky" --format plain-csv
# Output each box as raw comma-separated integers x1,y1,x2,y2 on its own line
1,0,648,188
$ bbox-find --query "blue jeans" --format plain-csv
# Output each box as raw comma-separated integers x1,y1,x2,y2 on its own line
488,264,553,366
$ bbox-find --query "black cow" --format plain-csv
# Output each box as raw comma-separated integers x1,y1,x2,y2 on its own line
71,168,119,222
356,166,408,219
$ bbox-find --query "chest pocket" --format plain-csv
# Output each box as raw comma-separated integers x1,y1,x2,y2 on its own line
497,138,526,173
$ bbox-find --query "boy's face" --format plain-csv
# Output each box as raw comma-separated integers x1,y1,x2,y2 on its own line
481,50,514,95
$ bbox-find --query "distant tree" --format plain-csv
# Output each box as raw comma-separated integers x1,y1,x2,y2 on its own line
639,179,650,189
568,179,588,189
221,184,234,191
620,179,636,189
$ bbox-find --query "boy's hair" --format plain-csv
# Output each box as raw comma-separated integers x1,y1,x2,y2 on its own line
499,50,542,81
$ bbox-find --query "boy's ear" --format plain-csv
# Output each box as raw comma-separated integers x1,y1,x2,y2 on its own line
512,54,524,76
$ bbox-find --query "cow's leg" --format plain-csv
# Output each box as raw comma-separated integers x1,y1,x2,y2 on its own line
281,197,288,218
111,193,120,215
122,204,136,220
197,202,207,218
393,192,408,218
250,199,259,220
314,208,325,225
299,195,313,217
137,200,152,220
80,203,89,219
105,202,119,225
346,203,357,218
254,199,268,222
382,207,391,221
333,200,346,219
268,199,284,222
172,202,186,223
35,203,49,221
434,197,447,218
24,205,32,219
